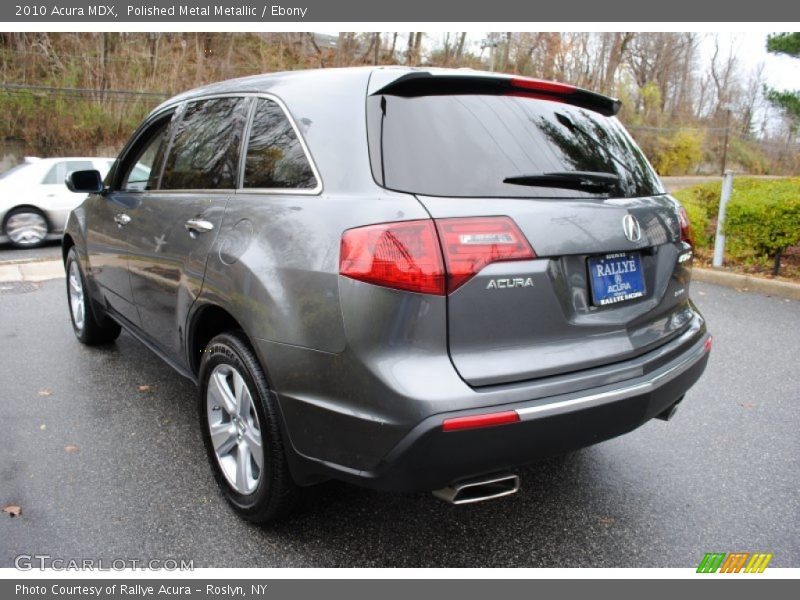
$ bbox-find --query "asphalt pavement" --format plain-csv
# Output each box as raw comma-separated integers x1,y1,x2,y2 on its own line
0,278,798,567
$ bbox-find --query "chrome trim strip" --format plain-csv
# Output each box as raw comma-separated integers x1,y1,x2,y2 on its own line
515,335,709,420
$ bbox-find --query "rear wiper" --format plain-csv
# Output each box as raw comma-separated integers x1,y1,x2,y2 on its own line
503,171,620,192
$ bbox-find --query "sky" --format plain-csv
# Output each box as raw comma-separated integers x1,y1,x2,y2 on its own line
708,32,797,90
450,31,797,91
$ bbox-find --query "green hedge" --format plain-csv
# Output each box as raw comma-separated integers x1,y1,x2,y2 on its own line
673,178,800,270
672,181,719,248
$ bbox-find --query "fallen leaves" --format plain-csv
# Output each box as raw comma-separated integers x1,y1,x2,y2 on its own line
64,444,80,454
598,516,616,528
3,504,21,518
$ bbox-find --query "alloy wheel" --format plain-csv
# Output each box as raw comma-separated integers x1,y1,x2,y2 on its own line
206,364,264,495
67,260,85,331
6,211,47,246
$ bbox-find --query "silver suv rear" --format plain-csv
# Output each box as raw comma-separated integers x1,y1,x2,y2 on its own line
63,67,711,521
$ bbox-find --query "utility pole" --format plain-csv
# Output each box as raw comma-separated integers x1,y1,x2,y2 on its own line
720,108,732,176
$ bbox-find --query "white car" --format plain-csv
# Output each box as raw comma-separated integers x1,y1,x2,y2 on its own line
0,156,115,248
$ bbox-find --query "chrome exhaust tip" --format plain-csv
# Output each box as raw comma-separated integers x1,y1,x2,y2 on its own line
433,473,520,505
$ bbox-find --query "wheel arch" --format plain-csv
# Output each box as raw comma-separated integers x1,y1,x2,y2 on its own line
187,303,255,377
62,233,75,263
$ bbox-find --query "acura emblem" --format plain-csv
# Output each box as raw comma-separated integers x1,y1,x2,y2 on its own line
622,214,642,242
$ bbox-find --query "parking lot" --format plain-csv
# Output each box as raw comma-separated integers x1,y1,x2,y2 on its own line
0,251,798,567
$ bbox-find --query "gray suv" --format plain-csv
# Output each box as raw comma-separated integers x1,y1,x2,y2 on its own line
63,67,711,522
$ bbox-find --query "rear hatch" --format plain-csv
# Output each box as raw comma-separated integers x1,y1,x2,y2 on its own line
366,71,695,387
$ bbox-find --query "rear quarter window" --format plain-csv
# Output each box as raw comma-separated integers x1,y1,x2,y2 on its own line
243,98,317,190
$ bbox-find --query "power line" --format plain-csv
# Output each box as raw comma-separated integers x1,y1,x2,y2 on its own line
0,46,280,72
0,83,168,97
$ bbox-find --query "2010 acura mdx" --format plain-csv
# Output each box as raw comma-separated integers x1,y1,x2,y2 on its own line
62,67,711,522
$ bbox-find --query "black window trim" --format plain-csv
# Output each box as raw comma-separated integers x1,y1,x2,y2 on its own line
111,108,176,193
136,92,323,196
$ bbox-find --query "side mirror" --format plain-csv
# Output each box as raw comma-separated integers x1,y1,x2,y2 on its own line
65,170,104,194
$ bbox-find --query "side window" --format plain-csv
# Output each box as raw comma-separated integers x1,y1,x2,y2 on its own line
119,118,171,192
243,98,317,190
42,161,94,185
160,97,247,190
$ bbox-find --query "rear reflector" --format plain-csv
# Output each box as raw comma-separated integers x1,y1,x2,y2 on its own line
340,219,445,295
704,336,713,353
442,411,520,432
436,217,535,292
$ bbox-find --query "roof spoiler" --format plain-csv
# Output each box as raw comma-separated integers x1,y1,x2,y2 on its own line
370,72,621,117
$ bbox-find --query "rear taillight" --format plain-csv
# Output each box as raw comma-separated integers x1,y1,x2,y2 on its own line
339,220,445,295
678,206,693,246
435,217,536,292
339,216,535,295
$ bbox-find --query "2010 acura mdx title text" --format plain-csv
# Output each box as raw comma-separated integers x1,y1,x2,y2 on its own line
62,67,711,522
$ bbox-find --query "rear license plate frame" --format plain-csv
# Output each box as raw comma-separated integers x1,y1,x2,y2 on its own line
587,252,646,307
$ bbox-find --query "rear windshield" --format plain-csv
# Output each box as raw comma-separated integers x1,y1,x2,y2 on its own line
366,94,663,199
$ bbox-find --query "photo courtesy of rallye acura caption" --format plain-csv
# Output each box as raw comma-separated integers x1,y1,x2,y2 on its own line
61,67,711,522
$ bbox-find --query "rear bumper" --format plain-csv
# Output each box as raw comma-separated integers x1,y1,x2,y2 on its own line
281,319,711,492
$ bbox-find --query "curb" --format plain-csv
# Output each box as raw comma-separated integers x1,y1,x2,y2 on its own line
693,267,800,300
0,255,62,266
0,259,64,283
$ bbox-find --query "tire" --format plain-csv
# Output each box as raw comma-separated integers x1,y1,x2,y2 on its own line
65,246,121,344
199,332,298,523
4,207,49,248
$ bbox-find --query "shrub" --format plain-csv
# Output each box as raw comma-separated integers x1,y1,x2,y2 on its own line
678,195,712,248
674,178,800,274
673,183,718,248
650,130,704,176
724,179,800,273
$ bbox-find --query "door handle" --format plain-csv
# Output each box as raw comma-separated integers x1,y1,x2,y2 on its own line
185,219,214,234
114,213,131,227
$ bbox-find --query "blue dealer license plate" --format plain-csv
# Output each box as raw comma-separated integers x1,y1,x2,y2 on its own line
588,252,646,306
